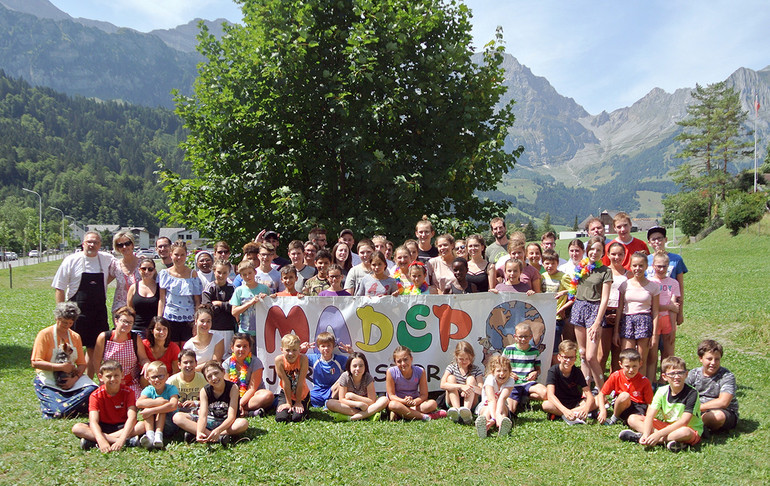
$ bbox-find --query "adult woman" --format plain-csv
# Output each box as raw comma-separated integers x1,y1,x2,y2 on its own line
126,257,159,338
454,239,468,260
465,234,492,293
427,234,457,294
93,306,149,400
196,250,215,289
141,316,180,377
31,302,98,418
158,240,202,346
331,242,353,278
109,231,141,318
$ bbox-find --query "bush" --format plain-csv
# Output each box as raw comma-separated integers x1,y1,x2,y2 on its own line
663,191,710,236
722,192,768,235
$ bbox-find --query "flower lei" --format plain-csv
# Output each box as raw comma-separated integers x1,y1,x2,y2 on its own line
401,282,429,295
567,257,603,301
228,353,252,397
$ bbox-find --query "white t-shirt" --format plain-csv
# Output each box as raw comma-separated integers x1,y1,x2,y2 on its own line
51,252,115,300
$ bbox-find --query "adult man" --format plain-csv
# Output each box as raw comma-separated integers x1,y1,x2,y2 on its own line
485,217,509,264
263,231,290,268
585,217,607,244
155,237,173,269
540,231,566,265
52,231,115,377
308,227,328,250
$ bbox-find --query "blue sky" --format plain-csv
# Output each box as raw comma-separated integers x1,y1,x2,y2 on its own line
50,0,770,115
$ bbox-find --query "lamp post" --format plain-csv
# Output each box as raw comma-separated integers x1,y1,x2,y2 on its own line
22,188,42,259
49,206,64,249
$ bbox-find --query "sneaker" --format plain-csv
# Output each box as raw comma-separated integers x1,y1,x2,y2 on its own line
139,433,153,450
421,413,431,422
184,431,195,443
80,438,96,450
475,415,488,438
127,436,140,448
218,434,231,447
427,410,447,420
667,440,686,453
247,408,265,418
447,407,460,423
619,429,642,443
458,407,473,425
547,413,558,421
591,386,600,396
153,431,164,449
603,415,619,426
498,416,513,436
562,416,586,425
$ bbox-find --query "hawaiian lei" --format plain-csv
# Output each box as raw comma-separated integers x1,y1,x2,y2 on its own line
228,353,252,397
567,257,603,301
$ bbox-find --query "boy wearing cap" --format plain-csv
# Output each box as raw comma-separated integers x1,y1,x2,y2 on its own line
645,226,687,327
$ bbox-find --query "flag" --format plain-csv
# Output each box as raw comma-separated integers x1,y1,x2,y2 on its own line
756,95,760,113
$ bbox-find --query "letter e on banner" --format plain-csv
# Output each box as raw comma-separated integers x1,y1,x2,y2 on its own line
396,304,432,352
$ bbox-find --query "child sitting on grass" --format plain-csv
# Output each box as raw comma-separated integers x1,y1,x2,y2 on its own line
136,361,179,450
174,360,249,446
620,356,703,452
71,360,146,452
474,355,515,438
168,349,206,413
501,323,547,413
542,340,597,425
597,348,653,425
325,352,389,421
223,333,274,417
275,333,310,423
386,346,442,421
686,339,739,434
301,332,352,408
440,341,483,424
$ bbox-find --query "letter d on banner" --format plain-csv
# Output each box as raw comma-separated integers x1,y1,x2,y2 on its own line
355,305,394,352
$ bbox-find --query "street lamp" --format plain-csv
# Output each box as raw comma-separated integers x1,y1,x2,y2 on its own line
64,216,77,248
22,188,42,259
49,206,64,249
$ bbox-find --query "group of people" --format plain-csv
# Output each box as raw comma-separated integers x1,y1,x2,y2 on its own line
31,213,737,452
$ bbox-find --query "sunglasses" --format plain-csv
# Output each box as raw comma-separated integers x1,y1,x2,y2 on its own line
115,241,132,249
139,267,156,272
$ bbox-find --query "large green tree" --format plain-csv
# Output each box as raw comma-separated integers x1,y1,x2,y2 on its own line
161,0,521,246
673,81,753,218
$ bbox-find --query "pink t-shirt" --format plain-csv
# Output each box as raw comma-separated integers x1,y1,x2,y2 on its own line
618,279,660,315
649,276,680,317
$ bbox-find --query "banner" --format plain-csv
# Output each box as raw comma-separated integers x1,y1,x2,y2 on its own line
240,292,557,393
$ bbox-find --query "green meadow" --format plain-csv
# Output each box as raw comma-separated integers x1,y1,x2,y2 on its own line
1,220,768,485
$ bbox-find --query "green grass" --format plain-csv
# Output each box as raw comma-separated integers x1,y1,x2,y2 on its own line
1,229,769,485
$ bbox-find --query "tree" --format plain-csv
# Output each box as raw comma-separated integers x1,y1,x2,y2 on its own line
540,212,554,236
572,216,579,232
161,0,522,246
674,82,753,217
662,190,710,237
722,191,767,235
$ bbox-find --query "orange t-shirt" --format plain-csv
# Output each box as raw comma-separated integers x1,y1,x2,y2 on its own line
31,326,86,365
278,355,309,400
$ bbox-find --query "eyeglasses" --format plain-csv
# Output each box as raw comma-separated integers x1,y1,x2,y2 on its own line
328,274,342,279
115,241,132,249
665,370,686,377
457,245,466,250
560,354,577,360
139,267,155,272
649,237,665,242
147,374,166,380
216,250,230,255
515,334,533,340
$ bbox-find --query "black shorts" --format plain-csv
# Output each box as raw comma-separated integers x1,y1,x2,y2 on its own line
618,401,648,421
167,319,193,343
708,408,739,433
84,421,125,434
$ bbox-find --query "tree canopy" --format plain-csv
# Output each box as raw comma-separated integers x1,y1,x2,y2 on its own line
162,0,522,246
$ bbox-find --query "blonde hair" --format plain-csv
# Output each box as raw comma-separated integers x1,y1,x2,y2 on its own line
415,215,434,232
485,355,511,376
145,360,168,376
661,356,686,373
281,333,300,349
558,340,578,355
112,230,135,250
453,341,476,363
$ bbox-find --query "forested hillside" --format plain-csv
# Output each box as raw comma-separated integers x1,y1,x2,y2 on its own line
0,72,186,250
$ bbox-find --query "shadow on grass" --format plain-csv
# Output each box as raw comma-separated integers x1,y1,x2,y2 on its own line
0,344,32,370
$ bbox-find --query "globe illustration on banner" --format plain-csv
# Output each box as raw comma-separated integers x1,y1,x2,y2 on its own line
480,300,545,365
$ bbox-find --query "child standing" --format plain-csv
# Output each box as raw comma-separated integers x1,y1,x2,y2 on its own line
490,259,534,295
343,241,374,293
615,251,660,379
71,360,146,452
415,217,438,264
326,352,390,421
168,349,206,413
223,334,274,417
187,360,249,445
685,340,739,433
645,226,687,330
386,346,441,421
183,306,225,371
302,332,352,408
648,252,681,383
202,260,238,349
354,251,399,296
272,266,303,297
275,334,310,423
620,356,703,452
474,355,515,438
501,323,548,413
596,348,653,425
318,264,351,296
440,341,484,424
230,261,270,337
601,212,650,269
255,242,283,293
541,249,566,365
303,249,334,296
136,361,179,449
399,261,433,294
542,340,597,425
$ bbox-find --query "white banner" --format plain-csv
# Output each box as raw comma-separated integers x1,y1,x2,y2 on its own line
242,293,557,393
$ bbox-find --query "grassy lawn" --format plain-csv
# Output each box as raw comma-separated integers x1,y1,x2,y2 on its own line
1,222,768,485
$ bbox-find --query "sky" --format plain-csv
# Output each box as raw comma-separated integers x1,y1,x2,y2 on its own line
50,0,770,115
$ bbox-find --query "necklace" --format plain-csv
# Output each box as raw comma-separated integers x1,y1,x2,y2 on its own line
568,257,603,301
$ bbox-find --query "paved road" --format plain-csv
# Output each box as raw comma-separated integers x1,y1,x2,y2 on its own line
0,252,71,270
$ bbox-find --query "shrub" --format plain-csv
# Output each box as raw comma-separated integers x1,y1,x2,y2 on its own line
722,192,768,235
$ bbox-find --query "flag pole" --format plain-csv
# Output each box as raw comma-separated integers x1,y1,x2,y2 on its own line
754,94,759,193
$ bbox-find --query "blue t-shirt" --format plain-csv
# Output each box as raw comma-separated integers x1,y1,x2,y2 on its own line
307,353,348,407
229,283,270,335
141,383,179,416
646,252,687,280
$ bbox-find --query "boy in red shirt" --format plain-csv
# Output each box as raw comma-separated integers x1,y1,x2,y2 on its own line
602,212,649,269
71,360,146,452
597,348,654,425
